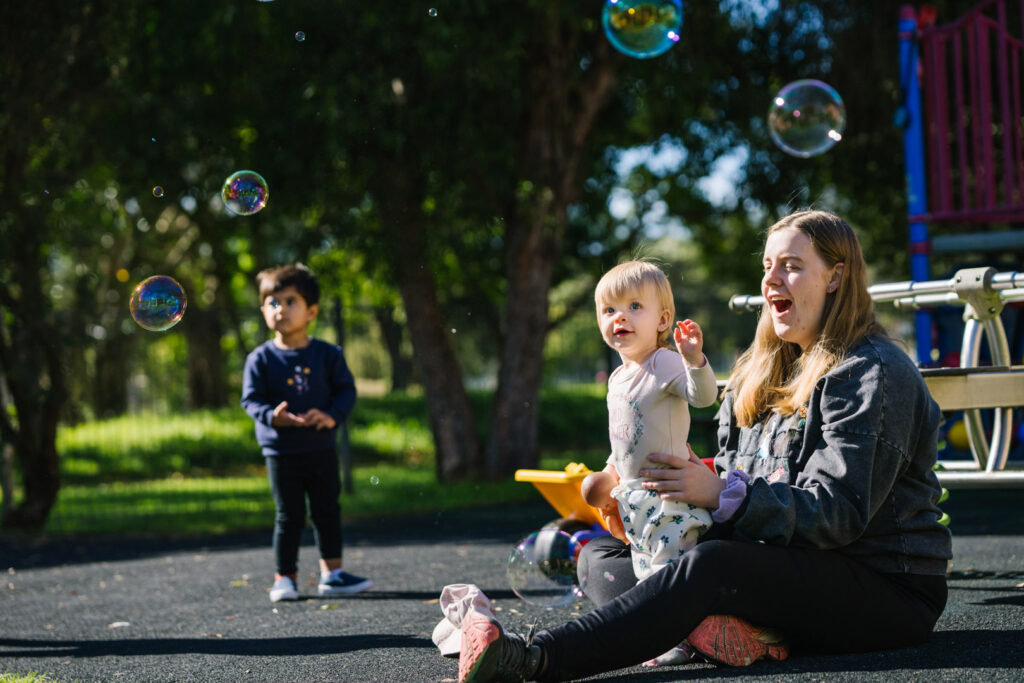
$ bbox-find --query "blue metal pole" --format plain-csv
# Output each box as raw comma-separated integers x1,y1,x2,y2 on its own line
899,5,933,364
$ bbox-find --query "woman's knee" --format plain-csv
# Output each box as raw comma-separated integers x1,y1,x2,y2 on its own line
577,536,635,606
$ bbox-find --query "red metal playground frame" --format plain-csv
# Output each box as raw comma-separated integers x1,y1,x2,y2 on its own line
900,0,1024,364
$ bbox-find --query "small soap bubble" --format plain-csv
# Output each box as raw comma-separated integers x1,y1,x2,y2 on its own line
602,0,683,59
369,475,380,485
451,328,456,334
129,275,187,332
221,170,269,216
428,7,437,16
152,186,165,198
603,571,615,582
767,79,846,158
507,530,581,609
295,31,305,42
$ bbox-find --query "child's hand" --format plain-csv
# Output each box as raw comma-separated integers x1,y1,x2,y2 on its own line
673,319,706,367
599,502,628,544
271,401,308,427
302,408,337,430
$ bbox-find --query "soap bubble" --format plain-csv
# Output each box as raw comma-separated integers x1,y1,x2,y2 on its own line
602,0,682,59
295,31,305,42
152,186,165,198
221,170,269,216
767,79,846,158
428,7,437,17
129,275,187,332
507,530,581,609
369,475,380,485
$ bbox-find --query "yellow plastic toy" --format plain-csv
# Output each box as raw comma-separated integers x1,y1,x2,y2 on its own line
514,462,608,530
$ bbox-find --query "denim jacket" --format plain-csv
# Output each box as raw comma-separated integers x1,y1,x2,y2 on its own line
714,336,952,575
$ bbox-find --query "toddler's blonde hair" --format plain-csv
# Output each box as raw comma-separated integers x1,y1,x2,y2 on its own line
594,260,675,347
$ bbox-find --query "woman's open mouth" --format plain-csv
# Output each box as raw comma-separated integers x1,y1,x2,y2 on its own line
770,298,792,314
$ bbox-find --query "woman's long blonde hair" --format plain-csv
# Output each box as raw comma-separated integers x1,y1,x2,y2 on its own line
728,210,886,426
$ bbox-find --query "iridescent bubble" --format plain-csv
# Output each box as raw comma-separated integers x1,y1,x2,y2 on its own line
767,79,846,158
369,475,380,485
428,7,437,16
603,571,615,582
602,0,682,59
295,31,305,42
221,170,269,216
129,275,187,332
507,530,581,609
152,186,165,198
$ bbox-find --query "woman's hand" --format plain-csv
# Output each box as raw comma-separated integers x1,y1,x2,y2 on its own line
639,444,726,509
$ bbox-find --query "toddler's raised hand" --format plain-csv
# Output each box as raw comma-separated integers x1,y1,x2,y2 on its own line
673,319,705,367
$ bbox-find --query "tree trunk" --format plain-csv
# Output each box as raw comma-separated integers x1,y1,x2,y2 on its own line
0,231,66,529
92,332,131,419
185,306,228,409
374,305,412,392
383,210,482,480
486,208,561,476
486,10,620,477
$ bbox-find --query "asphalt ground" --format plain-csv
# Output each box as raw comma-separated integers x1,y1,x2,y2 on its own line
2,489,1023,682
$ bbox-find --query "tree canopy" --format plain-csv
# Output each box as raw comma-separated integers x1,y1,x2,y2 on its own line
0,0,993,527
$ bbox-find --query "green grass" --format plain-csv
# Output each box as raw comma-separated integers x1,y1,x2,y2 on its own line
0,674,62,683
14,387,719,537
43,461,582,536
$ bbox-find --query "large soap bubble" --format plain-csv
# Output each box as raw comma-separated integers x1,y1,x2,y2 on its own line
221,170,269,216
767,79,846,158
129,275,187,332
507,530,581,609
602,0,683,59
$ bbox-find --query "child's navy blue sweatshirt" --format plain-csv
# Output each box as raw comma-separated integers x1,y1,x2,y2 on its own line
241,339,356,456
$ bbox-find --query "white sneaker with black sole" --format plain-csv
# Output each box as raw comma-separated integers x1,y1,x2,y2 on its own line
270,575,299,602
318,569,373,596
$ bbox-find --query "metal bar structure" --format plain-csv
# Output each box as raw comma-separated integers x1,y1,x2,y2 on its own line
728,268,1024,488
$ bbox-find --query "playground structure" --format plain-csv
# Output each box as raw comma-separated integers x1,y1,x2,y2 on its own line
900,0,1024,362
889,1,1024,487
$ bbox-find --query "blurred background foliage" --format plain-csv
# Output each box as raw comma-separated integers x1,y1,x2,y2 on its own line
0,0,995,529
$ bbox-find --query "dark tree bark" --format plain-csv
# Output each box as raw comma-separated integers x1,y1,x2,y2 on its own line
374,305,412,392
184,306,228,409
92,333,131,418
485,10,620,477
0,221,66,529
382,206,483,481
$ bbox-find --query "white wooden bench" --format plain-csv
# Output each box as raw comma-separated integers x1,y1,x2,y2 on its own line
729,267,1024,489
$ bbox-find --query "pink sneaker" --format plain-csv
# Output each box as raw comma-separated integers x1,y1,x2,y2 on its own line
458,612,538,682
686,614,790,666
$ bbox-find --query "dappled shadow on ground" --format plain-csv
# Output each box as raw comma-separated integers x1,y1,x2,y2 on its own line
0,634,426,658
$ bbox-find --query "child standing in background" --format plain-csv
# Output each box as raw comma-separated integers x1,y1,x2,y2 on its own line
241,264,372,602
582,260,718,582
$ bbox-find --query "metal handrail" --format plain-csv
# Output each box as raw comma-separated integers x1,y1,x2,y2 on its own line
728,267,1023,486
728,270,1024,312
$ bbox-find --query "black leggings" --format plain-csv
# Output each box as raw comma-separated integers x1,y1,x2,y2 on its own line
265,450,342,575
532,535,947,682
